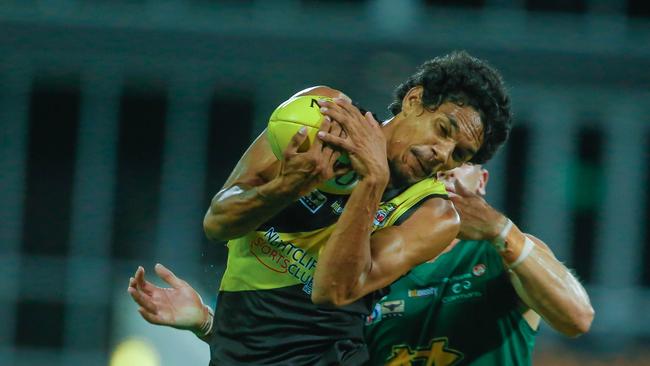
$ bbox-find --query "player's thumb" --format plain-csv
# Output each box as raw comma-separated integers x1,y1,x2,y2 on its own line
155,263,184,288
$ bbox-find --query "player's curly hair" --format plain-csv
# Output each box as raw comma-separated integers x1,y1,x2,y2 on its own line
388,51,512,164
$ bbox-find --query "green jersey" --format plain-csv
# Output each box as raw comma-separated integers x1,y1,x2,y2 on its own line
364,240,536,366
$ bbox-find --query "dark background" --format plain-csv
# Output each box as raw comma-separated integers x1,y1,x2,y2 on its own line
1,1,649,365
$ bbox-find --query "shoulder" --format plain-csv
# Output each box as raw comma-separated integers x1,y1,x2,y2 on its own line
400,197,459,230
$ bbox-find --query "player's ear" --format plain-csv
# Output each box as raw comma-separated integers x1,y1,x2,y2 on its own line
401,86,424,117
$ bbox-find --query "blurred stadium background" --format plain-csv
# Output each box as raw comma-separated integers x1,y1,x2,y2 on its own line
1,0,649,365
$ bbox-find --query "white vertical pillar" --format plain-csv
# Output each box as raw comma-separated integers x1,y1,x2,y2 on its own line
0,59,31,365
63,69,120,361
522,97,575,263
155,77,211,280
590,99,646,335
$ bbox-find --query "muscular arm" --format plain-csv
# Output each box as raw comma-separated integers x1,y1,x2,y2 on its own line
203,86,348,241
449,180,594,337
312,196,460,306
504,227,594,337
203,132,291,241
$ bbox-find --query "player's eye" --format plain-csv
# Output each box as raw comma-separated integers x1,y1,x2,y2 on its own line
452,149,467,162
438,122,449,137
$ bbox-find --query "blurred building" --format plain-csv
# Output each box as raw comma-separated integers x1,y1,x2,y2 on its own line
0,1,649,365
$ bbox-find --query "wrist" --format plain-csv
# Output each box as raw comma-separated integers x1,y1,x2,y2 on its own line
257,177,300,202
192,305,214,339
357,175,389,193
490,219,529,265
485,214,509,240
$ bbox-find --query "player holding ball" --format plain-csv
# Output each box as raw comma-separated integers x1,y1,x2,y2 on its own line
131,51,513,365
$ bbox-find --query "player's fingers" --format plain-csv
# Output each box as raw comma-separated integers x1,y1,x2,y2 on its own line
319,102,355,134
364,111,380,127
128,286,158,313
284,126,310,156
309,115,330,153
317,131,354,152
134,266,148,290
333,97,362,118
134,267,157,295
155,263,185,289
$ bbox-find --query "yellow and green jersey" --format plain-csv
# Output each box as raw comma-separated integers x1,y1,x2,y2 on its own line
364,240,537,366
209,179,448,365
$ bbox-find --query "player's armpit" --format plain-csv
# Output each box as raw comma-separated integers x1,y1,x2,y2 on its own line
346,198,460,304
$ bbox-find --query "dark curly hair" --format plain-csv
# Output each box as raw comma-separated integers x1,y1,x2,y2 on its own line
388,51,512,164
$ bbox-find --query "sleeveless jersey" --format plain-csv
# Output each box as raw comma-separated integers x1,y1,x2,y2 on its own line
210,178,448,365
364,240,536,366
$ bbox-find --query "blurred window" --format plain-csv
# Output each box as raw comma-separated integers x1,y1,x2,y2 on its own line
503,124,530,226
21,79,81,257
111,86,167,260
569,126,603,283
15,300,65,348
628,0,650,18
200,93,254,289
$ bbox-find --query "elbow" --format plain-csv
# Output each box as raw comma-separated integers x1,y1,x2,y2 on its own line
203,212,232,242
311,287,355,308
562,305,595,338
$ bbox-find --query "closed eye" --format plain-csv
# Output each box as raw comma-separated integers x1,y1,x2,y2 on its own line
438,121,450,137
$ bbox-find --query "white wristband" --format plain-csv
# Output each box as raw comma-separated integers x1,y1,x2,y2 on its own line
492,218,513,252
508,236,535,269
196,305,214,339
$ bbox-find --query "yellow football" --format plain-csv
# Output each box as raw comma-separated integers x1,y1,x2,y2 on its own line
267,95,358,195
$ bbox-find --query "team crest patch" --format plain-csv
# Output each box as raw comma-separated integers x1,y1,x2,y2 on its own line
373,202,397,229
381,300,405,317
408,287,438,298
299,190,327,213
472,264,487,277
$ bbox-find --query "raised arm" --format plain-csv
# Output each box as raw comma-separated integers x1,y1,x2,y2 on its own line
449,180,594,337
203,86,347,241
311,98,460,306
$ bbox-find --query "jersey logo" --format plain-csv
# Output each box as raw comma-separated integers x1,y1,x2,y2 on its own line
381,300,405,317
386,337,463,366
472,263,487,277
330,200,344,216
365,302,382,325
408,287,438,298
247,227,319,295
373,202,397,229
299,190,327,213
451,280,472,294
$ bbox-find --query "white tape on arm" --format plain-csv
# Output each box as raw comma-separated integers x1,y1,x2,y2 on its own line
508,236,535,269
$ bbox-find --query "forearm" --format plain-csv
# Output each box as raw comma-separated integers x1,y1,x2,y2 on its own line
312,177,387,306
498,225,594,336
203,178,298,241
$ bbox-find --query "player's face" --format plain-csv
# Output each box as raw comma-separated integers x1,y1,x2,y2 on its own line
386,95,484,188
437,164,488,196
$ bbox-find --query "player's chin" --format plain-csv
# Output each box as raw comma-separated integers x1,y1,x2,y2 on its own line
392,167,424,188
